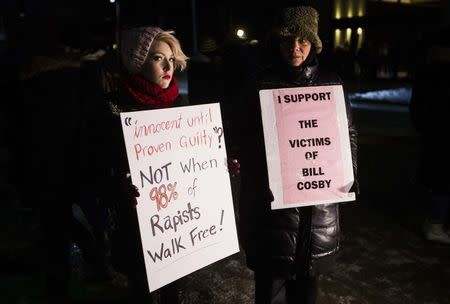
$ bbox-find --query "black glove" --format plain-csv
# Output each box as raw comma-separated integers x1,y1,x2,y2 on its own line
120,173,140,208
227,158,241,178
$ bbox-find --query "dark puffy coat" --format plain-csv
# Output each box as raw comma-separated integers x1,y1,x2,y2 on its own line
409,26,450,194
237,54,358,278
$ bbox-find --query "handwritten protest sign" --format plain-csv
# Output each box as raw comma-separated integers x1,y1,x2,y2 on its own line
120,103,239,292
259,85,355,210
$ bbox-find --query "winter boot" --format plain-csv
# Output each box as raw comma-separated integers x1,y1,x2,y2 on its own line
424,222,450,244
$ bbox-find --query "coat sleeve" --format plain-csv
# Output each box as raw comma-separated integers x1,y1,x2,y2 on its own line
343,84,359,194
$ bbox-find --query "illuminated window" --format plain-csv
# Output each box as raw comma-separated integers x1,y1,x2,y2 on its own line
347,1,354,18
345,28,352,47
334,29,342,49
357,28,364,50
335,0,342,19
357,0,366,17
334,0,367,19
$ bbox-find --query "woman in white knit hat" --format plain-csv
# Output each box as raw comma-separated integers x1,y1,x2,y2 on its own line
96,25,239,303
99,26,189,304
237,6,358,304
118,26,189,109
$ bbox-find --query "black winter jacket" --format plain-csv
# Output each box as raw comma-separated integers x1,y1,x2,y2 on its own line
409,26,450,193
237,54,358,278
87,83,189,292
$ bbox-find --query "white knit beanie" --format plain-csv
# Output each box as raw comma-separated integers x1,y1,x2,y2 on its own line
120,26,163,74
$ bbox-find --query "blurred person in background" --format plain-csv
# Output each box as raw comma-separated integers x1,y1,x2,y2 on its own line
410,24,450,245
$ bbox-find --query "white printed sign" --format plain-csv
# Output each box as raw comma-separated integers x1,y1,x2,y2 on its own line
120,103,239,292
260,85,355,209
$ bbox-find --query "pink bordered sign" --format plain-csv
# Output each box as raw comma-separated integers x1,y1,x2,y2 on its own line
259,85,355,210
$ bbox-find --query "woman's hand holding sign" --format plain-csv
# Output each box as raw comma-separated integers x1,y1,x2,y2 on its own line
228,158,241,178
122,173,140,208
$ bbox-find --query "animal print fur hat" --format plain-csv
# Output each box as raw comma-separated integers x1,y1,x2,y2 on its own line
275,6,323,53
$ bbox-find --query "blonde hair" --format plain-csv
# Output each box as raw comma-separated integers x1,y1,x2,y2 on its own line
154,30,189,71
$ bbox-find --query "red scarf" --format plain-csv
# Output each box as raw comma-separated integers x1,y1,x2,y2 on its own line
123,74,179,108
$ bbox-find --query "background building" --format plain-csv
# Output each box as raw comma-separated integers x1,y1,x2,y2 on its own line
331,0,445,83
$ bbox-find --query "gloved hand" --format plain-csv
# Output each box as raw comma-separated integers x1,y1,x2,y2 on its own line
227,158,240,177
121,173,140,208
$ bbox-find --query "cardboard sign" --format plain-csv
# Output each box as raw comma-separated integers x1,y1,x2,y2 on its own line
259,85,355,209
120,103,239,292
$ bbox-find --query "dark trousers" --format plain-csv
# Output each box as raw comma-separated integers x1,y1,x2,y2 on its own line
255,273,318,304
428,193,449,224
39,197,72,300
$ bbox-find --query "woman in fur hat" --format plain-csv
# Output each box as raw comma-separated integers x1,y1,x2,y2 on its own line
237,6,358,304
98,26,189,303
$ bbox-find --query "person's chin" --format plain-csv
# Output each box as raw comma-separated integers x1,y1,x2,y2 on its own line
160,80,171,89
290,58,303,66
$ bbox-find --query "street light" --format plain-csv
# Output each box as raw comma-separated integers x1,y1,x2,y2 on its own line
236,29,246,39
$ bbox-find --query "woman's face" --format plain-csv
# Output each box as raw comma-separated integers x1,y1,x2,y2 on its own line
141,40,175,89
279,36,312,67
